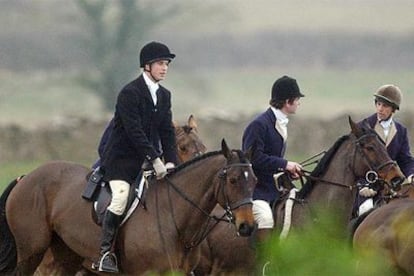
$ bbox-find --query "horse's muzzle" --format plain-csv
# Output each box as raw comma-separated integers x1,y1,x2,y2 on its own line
238,222,256,237
390,176,405,191
233,204,256,237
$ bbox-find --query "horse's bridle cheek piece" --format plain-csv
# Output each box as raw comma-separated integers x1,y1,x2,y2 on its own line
216,163,253,223
354,134,398,188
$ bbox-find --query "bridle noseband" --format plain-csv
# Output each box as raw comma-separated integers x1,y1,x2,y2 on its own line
217,163,253,222
354,133,397,187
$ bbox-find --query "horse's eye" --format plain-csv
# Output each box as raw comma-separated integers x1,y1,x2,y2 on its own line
179,146,187,152
365,145,375,151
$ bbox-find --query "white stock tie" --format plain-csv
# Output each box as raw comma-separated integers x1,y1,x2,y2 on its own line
275,119,288,141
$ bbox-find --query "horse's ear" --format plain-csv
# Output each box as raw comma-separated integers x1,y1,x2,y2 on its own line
221,139,232,159
349,116,363,137
188,114,198,131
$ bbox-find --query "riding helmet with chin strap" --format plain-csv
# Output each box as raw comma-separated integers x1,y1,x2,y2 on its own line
374,84,402,110
139,41,176,68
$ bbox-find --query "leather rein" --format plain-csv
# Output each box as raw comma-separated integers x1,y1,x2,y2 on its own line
163,162,253,249
298,133,397,191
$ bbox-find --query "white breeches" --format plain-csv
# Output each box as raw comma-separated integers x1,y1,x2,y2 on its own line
253,199,274,229
107,180,130,215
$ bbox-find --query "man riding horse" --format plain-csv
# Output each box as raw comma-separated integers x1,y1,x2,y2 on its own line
94,41,178,273
242,75,305,245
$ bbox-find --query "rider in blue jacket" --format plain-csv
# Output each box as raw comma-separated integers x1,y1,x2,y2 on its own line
242,75,305,243
355,84,414,216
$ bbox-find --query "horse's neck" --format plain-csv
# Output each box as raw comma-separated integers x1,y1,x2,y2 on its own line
292,144,356,227
162,155,225,240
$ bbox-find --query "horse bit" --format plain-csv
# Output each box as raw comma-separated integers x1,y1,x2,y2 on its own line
354,133,398,190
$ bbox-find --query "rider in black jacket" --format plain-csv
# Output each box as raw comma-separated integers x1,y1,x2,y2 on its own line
94,41,178,273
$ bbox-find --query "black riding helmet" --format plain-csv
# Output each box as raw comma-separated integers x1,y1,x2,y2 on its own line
139,41,176,68
270,75,305,102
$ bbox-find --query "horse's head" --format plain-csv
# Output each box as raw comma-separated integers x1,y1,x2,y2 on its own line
174,115,207,164
349,116,405,193
215,139,257,237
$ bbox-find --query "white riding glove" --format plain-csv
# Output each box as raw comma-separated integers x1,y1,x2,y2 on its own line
165,162,175,170
152,157,167,179
407,174,414,184
359,187,377,197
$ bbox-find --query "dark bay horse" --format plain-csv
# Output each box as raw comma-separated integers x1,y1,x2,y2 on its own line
35,114,208,275
194,117,406,275
353,181,414,274
0,139,256,275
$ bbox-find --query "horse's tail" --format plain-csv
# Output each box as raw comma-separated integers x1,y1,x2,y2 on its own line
0,177,21,273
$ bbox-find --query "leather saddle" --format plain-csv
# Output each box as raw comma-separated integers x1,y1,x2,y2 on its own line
82,167,154,226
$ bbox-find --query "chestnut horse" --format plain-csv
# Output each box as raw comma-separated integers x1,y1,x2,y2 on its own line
0,139,256,275
35,114,208,275
194,117,406,275
174,114,207,164
353,180,414,274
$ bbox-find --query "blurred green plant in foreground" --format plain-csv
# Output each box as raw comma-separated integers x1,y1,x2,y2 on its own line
258,210,393,276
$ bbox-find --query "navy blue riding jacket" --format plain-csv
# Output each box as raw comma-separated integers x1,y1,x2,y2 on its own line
242,108,288,202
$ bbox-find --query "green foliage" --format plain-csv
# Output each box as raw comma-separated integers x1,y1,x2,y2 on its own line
258,210,393,276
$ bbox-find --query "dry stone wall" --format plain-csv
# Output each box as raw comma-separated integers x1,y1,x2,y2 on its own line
0,113,413,164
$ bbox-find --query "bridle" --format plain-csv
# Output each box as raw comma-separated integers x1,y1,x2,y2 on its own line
216,162,254,221
299,133,397,191
163,161,253,249
353,133,398,189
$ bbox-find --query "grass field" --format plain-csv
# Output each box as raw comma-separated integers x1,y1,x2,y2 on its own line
0,161,41,190
170,68,414,120
1,68,413,126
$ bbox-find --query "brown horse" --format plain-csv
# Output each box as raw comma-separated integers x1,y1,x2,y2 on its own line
174,114,207,164
35,114,208,275
194,117,406,275
0,139,256,275
353,181,414,274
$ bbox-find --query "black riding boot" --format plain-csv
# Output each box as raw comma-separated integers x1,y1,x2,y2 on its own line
95,210,121,273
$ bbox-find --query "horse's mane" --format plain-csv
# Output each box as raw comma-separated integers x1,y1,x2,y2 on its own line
168,149,249,177
169,150,222,175
298,134,350,198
